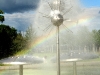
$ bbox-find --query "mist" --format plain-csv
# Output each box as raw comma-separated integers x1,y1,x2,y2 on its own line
30,0,99,53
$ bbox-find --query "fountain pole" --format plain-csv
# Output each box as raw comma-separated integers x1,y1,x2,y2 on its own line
56,26,60,75
19,65,23,75
50,1,64,75
73,61,77,75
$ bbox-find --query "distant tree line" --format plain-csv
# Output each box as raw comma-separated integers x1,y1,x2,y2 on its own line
0,10,35,59
60,26,100,52
0,24,35,59
0,10,100,59
0,10,4,23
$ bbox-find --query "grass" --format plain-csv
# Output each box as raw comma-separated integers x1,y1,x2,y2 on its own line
0,69,57,75
24,69,57,75
2,49,100,75
1,62,100,75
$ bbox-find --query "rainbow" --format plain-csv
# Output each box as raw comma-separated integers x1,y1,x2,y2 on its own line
26,15,95,54
0,13,96,75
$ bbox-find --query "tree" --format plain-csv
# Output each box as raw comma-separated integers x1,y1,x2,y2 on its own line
13,31,26,52
0,10,5,23
92,30,100,51
25,25,36,49
0,24,17,59
76,26,93,51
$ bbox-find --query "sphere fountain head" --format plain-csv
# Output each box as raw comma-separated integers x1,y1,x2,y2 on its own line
50,10,63,26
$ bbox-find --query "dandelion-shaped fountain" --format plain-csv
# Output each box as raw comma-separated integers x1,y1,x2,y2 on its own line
44,0,99,75
0,0,99,75
49,1,64,75
43,0,75,75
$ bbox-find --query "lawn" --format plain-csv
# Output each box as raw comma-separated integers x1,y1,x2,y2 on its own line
1,51,100,75
0,60,100,75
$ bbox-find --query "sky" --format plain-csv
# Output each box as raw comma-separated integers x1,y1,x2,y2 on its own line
0,0,100,31
81,0,100,7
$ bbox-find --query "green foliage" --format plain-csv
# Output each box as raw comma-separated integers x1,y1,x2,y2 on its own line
92,30,100,51
0,10,4,14
75,27,100,51
13,32,27,52
0,24,37,58
25,25,36,49
76,26,93,49
61,26,100,51
0,10,5,23
0,15,5,23
0,24,17,59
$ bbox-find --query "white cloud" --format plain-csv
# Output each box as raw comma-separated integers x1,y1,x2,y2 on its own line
2,1,100,32
81,7,100,29
69,7,100,31
3,11,36,31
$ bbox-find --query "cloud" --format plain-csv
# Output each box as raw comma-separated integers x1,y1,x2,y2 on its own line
4,12,35,31
0,0,40,13
76,7,100,30
0,0,39,31
1,0,100,32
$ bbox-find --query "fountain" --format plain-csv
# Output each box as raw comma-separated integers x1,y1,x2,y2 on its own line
50,50,99,75
0,55,45,75
34,1,99,75
0,0,100,75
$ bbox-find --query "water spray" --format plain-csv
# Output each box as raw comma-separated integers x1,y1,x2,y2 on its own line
49,0,71,75
36,0,83,75
38,0,73,75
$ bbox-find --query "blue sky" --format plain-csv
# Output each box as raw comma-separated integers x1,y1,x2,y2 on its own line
81,0,100,7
